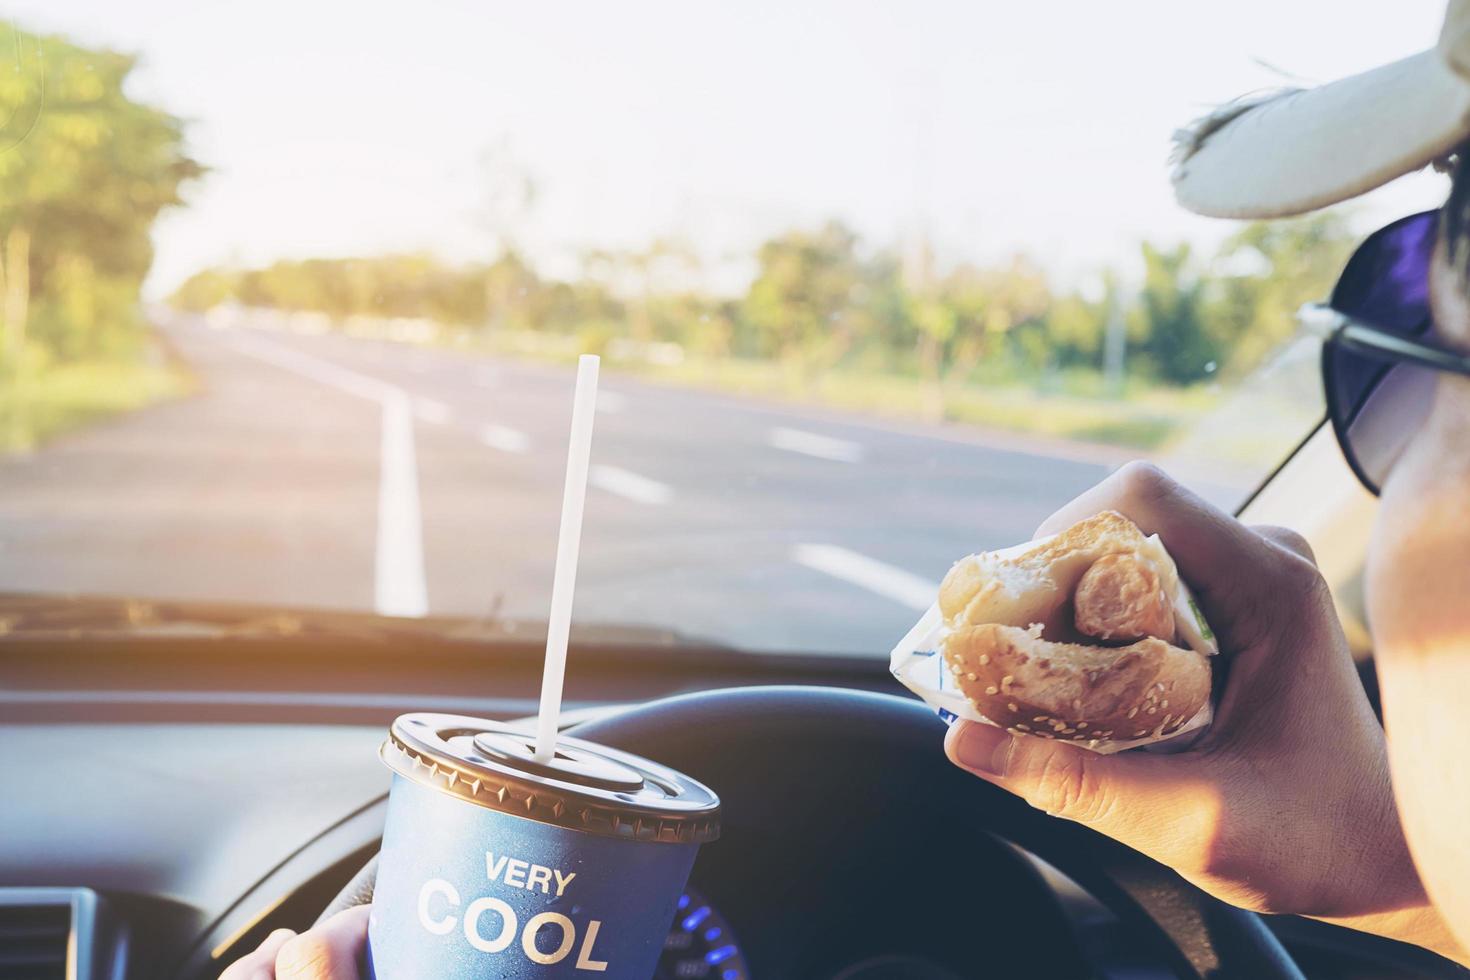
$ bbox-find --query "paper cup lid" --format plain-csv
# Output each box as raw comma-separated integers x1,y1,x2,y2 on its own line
382,712,721,844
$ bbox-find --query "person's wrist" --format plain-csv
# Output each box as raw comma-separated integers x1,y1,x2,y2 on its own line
1319,752,1423,914
1312,902,1470,968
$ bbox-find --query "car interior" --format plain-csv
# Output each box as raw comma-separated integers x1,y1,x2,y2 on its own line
2,426,1465,980
5,4,1470,979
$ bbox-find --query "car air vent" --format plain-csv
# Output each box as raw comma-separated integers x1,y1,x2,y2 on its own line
0,888,123,980
0,902,70,979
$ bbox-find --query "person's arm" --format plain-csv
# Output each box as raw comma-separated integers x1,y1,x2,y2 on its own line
944,462,1468,966
219,905,370,980
1369,372,1470,955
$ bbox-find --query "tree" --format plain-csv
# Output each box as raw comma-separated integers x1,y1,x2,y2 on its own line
1206,213,1356,377
480,250,540,331
941,256,1051,383
171,268,240,312
477,137,537,331
1130,242,1215,384
579,238,699,345
740,221,873,368
1043,289,1108,366
0,23,203,359
905,290,956,415
895,234,948,416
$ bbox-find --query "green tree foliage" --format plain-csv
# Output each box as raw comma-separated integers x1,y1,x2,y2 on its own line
1044,289,1109,365
1206,212,1356,377
171,215,1361,398
940,257,1051,380
170,268,240,313
0,23,202,361
741,222,881,367
1129,242,1215,384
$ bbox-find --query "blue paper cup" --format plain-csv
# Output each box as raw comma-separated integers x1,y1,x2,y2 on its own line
367,713,720,979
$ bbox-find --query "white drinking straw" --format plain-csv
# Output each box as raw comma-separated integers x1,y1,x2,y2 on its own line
534,354,600,762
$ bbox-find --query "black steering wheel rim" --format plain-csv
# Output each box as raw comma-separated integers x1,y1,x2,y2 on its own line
319,685,1302,979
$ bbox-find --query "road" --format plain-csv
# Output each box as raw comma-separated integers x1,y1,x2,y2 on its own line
0,311,1225,655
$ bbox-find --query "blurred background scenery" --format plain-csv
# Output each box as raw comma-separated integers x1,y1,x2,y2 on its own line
0,2,1449,652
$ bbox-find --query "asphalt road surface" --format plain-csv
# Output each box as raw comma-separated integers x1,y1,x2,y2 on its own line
0,311,1244,655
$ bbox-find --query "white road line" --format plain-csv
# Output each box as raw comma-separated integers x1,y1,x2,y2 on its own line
769,426,864,463
220,330,429,618
791,544,936,611
589,465,673,505
597,390,627,414
377,391,430,616
414,398,453,425
224,331,394,401
480,424,531,454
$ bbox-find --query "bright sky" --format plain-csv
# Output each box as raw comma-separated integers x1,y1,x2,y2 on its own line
8,0,1456,298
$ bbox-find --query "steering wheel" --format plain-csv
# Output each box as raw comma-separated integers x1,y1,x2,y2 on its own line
320,686,1303,979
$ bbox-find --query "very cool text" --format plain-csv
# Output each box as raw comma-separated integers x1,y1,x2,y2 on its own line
418,878,608,972
486,851,576,897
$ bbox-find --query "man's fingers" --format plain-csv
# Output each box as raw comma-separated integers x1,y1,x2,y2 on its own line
1251,524,1317,564
274,906,371,980
1035,462,1301,651
945,720,1209,870
219,907,370,980
1036,463,1262,577
219,928,296,980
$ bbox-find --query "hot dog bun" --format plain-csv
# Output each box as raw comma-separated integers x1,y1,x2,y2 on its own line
938,511,1210,740
939,510,1179,633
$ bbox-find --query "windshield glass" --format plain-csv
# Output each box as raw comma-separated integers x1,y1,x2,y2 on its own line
0,2,1448,654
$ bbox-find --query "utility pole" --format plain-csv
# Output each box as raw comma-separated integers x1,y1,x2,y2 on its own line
1103,283,1127,397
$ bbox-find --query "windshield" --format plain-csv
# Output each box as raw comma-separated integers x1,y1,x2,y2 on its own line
0,2,1449,654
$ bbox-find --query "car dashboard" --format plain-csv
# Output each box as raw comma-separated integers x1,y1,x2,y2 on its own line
0,621,1462,980
0,716,1111,979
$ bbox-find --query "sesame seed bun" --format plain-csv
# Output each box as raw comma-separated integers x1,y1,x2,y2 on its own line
944,624,1210,742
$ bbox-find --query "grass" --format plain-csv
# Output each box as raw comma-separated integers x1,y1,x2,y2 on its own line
457,326,1218,451
653,356,1217,449
247,311,1225,452
939,384,1215,449
0,351,193,453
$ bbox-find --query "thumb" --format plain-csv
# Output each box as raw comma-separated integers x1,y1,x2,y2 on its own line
274,906,371,980
945,720,1210,865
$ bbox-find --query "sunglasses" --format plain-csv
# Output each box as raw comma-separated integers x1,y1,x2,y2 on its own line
1299,210,1470,495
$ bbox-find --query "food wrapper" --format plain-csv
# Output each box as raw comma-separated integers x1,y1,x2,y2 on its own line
890,536,1219,754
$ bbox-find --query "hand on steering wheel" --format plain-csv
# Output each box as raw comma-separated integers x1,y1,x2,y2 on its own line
946,462,1427,922
219,906,369,980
